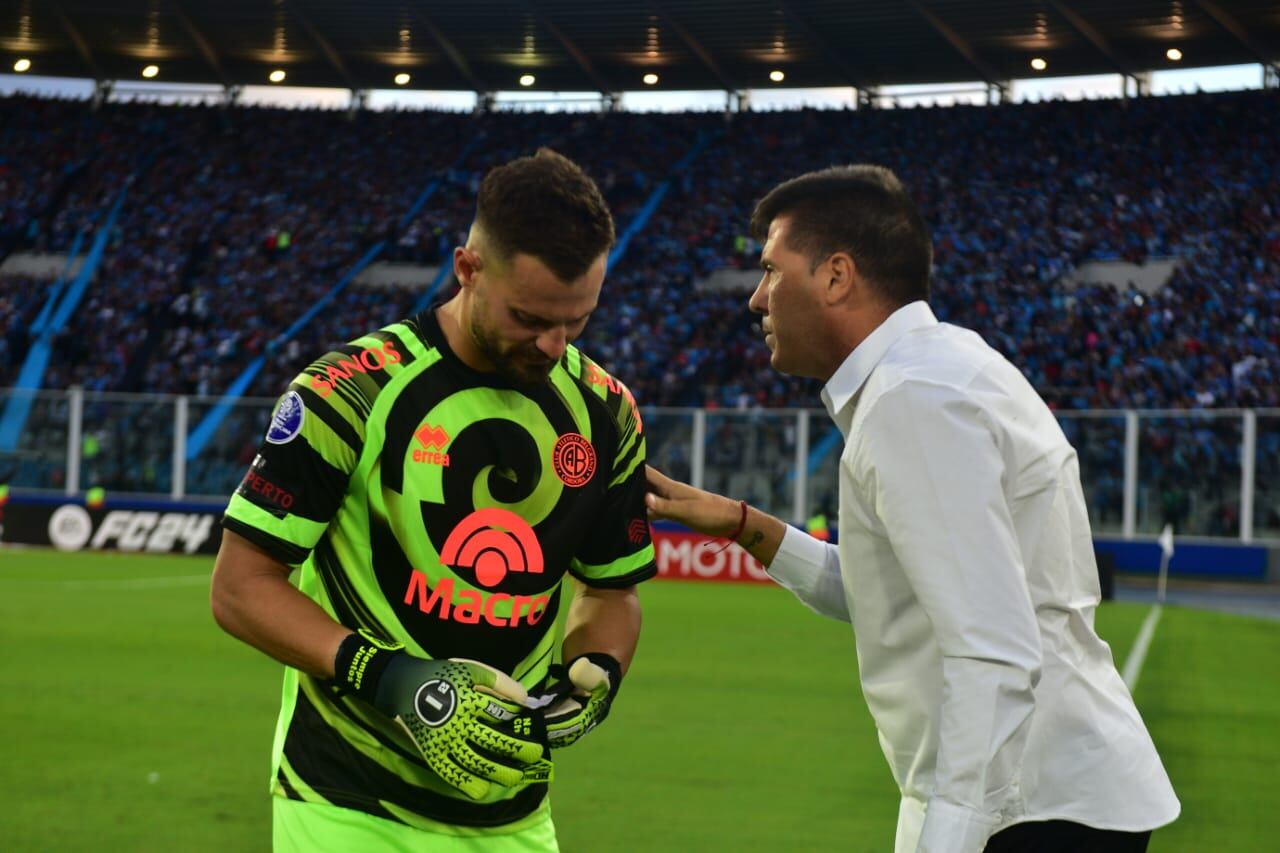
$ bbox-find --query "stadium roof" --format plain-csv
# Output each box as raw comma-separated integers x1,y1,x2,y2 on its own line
4,1,1278,94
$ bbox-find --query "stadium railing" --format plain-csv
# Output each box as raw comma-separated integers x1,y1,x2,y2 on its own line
0,387,1276,544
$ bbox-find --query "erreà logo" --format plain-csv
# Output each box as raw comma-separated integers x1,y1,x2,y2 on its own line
416,424,449,450
440,508,543,588
413,423,450,466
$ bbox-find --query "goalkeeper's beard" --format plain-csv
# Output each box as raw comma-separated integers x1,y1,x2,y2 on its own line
468,311,557,387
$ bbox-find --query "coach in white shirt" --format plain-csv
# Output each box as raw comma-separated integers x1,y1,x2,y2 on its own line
645,165,1179,852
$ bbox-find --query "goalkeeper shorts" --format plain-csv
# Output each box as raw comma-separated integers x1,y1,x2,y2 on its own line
272,796,559,852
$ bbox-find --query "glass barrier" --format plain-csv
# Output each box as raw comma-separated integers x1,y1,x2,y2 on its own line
75,392,176,496
805,413,843,530
1137,413,1243,537
641,409,695,486
1055,413,1127,535
1256,412,1280,540
0,388,1273,543
186,397,276,498
0,388,69,491
703,410,798,520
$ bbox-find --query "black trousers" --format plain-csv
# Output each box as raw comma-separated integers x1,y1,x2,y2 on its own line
984,820,1152,852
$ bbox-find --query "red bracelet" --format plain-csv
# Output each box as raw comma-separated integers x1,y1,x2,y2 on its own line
707,500,749,554
726,499,748,542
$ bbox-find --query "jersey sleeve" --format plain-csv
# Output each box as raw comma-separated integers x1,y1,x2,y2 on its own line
221,334,405,564
569,368,657,588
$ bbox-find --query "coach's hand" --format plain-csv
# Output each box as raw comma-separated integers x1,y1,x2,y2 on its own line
333,632,552,799
532,653,622,749
645,465,743,537
646,465,788,567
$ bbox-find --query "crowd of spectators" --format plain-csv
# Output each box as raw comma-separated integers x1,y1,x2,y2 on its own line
587,91,1279,414
580,90,1275,535
0,90,1276,529
1,95,103,257
0,275,43,386
5,91,1274,414
252,108,712,393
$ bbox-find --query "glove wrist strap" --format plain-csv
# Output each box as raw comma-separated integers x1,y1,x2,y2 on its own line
333,630,403,703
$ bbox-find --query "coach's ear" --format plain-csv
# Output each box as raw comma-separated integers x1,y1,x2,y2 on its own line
823,251,857,307
454,245,482,289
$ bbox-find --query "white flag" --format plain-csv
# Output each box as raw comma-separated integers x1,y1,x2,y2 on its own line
1157,523,1175,560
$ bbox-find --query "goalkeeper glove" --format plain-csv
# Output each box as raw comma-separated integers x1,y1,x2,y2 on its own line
533,652,623,749
333,630,552,800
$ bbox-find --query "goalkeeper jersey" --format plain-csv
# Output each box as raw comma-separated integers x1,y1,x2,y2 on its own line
221,309,656,829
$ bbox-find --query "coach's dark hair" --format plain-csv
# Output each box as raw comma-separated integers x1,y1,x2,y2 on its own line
475,148,615,282
750,165,932,306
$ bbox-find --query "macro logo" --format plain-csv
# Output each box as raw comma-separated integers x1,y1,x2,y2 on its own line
309,340,402,398
401,508,550,629
441,508,543,587
413,423,450,466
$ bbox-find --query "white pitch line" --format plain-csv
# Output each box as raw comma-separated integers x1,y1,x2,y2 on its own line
58,575,211,590
1121,604,1163,693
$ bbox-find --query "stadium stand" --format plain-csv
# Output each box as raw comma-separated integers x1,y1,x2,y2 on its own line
1,90,1277,515
3,91,1275,412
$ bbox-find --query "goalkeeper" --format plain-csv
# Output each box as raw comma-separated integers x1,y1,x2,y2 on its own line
211,150,655,851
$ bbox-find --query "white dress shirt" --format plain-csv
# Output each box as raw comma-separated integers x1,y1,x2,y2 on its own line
768,301,1179,852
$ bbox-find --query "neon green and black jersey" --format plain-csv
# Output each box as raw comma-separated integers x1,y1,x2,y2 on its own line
221,310,656,830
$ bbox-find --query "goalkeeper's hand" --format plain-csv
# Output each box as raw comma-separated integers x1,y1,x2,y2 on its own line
532,653,623,749
332,631,552,800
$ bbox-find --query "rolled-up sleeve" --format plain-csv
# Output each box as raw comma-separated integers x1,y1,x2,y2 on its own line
856,381,1042,853
766,525,850,622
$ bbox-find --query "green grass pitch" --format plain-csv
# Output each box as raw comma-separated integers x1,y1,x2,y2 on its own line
1,550,1277,851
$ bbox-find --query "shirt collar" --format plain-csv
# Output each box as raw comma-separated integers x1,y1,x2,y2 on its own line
821,300,938,423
